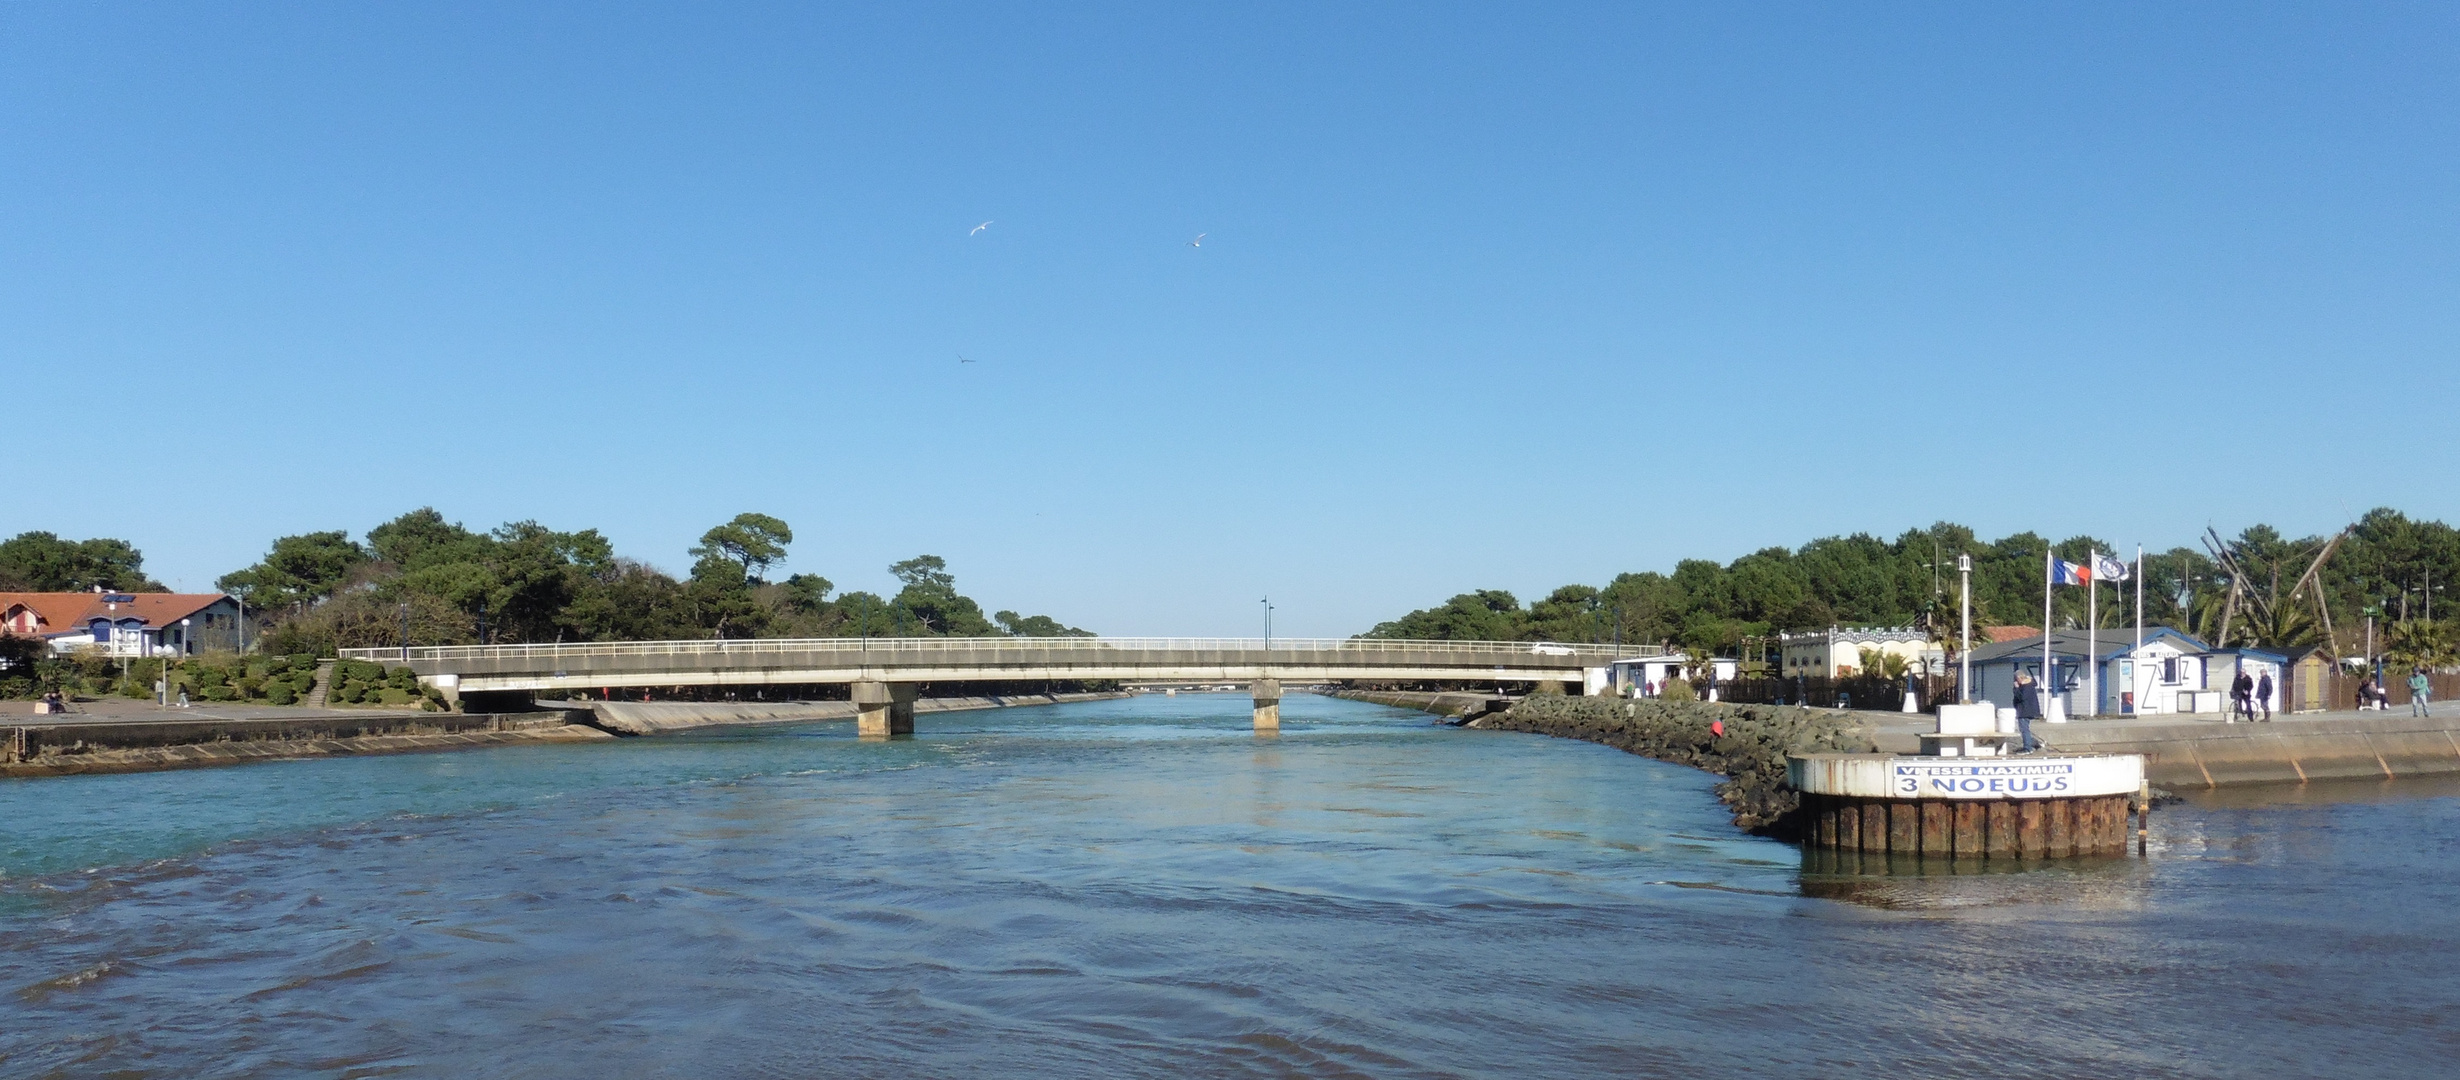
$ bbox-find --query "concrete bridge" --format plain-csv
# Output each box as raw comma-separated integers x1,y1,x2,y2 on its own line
339,637,1653,736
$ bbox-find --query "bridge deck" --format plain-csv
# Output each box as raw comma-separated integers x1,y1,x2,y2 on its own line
339,637,1657,694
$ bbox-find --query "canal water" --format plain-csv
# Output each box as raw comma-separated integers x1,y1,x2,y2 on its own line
2,695,2453,1077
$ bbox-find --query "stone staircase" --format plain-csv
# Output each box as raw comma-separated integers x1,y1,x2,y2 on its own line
304,659,336,708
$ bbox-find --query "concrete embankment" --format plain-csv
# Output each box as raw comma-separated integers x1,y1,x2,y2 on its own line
1344,690,1873,834
2043,713,2460,787
1334,689,1509,722
579,691,1131,735
1356,688,2460,801
3,711,610,778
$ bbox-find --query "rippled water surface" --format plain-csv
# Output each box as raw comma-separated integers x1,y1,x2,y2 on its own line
3,695,2456,1078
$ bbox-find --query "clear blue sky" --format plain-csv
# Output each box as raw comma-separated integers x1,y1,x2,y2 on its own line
4,3,2454,635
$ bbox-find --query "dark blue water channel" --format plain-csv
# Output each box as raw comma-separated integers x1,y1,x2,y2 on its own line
3,694,2455,1077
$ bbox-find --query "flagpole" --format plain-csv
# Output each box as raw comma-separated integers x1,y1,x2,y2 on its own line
2089,551,2099,717
2135,545,2144,714
2043,547,2054,718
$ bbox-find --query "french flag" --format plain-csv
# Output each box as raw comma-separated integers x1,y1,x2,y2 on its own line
2052,558,2091,586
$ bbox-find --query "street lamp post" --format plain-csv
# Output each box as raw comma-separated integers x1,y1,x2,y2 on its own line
1958,553,1973,703
1261,597,1273,650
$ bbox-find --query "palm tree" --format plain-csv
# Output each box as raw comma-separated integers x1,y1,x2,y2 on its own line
2385,619,2457,672
1858,647,1913,682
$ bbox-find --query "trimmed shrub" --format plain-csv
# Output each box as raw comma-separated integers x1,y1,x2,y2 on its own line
265,682,298,706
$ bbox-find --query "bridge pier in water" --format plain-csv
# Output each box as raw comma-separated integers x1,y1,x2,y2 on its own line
853,680,917,739
1252,679,1280,733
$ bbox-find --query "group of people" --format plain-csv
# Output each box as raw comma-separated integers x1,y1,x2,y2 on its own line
2229,669,2275,723
2005,663,2435,741
2355,669,2435,716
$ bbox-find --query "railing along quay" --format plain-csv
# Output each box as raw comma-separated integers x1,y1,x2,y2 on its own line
341,637,1659,666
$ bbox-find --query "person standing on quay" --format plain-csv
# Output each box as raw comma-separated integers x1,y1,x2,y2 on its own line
2255,669,2274,722
2231,668,2255,724
2410,667,2432,717
2013,671,2042,753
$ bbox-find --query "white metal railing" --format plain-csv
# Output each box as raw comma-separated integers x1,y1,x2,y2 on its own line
340,636,1661,667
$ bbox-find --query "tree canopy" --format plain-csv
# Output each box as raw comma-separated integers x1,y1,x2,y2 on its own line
202,510,1094,653
1364,511,2460,664
0,532,161,592
690,513,793,584
215,530,369,609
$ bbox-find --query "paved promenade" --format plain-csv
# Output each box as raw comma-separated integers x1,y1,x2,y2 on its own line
0,699,431,727
1855,705,2460,786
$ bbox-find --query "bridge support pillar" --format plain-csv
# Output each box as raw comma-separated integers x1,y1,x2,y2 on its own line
853,680,917,738
1252,679,1281,732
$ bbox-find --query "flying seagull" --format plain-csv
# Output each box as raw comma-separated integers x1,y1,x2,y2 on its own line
1187,233,1205,247
959,354,974,364
970,221,992,236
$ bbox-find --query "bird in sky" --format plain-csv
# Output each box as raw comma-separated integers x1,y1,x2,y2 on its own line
958,354,974,363
970,221,992,235
1187,233,1205,247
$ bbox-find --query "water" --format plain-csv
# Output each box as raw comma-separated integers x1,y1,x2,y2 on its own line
3,695,2455,1078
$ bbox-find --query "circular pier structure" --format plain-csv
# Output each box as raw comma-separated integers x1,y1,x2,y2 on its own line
1787,753,2147,860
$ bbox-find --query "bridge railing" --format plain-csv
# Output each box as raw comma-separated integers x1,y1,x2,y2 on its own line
340,637,1659,667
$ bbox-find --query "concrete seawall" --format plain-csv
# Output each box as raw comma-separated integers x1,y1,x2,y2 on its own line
1351,689,2460,791
580,691,1132,735
1332,689,1508,721
2,691,1134,777
2043,713,2460,787
4,711,610,778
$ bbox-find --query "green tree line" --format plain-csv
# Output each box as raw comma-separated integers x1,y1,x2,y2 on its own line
0,532,162,592
202,508,1091,654
1363,509,2460,670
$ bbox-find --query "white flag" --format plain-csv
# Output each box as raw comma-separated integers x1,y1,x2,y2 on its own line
2093,553,2131,582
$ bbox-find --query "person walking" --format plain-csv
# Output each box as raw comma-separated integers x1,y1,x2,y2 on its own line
2410,667,2432,717
2255,670,2274,722
2013,671,2043,753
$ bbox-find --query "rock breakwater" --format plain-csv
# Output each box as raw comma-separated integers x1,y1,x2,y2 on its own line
1470,696,1876,834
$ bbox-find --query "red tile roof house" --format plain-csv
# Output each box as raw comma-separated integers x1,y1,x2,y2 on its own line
0,591,246,657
